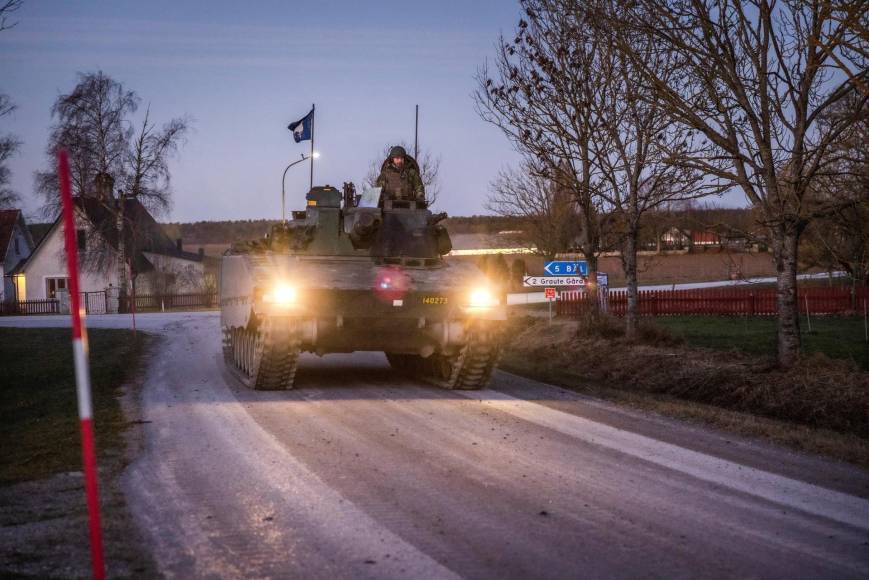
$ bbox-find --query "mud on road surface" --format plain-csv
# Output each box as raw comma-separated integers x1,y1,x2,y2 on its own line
4,312,869,578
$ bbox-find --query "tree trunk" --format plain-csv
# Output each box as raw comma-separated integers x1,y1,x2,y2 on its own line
116,195,128,313
584,252,600,314
773,224,802,367
624,229,639,341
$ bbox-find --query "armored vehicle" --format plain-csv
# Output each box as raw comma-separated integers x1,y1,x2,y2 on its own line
220,184,506,390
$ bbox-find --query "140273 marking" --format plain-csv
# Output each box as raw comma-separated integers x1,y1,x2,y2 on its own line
421,296,448,305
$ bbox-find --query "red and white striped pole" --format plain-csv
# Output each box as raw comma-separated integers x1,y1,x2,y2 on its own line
58,149,106,580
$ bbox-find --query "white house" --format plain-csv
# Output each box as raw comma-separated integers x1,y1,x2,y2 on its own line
18,175,204,303
0,209,35,303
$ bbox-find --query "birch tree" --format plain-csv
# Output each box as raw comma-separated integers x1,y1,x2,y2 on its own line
35,72,189,309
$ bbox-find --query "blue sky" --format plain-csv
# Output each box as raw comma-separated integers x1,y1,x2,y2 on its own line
0,0,527,221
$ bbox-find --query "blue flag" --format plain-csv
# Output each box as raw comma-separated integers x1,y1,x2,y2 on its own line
287,109,313,143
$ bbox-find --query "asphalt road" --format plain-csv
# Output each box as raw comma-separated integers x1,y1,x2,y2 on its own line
4,312,869,578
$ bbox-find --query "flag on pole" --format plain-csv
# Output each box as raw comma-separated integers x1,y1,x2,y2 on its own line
287,109,314,143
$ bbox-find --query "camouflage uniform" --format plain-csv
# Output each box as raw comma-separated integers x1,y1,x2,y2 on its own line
376,153,426,204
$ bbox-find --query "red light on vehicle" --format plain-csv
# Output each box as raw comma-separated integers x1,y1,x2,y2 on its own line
374,266,409,302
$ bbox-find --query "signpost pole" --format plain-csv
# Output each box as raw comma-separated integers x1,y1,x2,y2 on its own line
58,149,105,580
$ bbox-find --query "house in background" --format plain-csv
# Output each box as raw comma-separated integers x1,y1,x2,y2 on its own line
18,174,204,304
660,227,723,251
660,227,691,249
0,209,35,303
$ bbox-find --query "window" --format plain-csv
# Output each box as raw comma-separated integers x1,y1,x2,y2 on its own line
76,229,87,251
46,277,70,299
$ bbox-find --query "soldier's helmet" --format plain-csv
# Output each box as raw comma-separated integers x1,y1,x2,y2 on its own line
389,145,407,158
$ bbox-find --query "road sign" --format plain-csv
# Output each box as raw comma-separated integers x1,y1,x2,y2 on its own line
544,260,588,276
523,276,585,287
597,272,609,286
544,287,557,300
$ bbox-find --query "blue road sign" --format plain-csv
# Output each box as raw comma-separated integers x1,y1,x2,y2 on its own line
544,261,588,276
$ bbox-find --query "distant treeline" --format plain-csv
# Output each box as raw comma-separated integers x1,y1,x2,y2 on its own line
157,208,755,245
161,220,280,244
158,215,533,244
26,208,756,248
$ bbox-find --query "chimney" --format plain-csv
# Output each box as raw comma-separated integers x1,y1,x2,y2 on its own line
92,172,114,201
176,238,183,251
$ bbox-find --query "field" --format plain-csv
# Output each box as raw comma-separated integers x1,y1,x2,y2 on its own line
0,328,148,483
456,249,808,288
0,328,156,577
655,315,869,370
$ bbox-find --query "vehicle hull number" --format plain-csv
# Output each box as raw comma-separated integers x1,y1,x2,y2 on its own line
421,296,448,305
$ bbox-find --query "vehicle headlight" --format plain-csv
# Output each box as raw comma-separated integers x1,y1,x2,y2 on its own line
265,283,297,305
468,287,497,308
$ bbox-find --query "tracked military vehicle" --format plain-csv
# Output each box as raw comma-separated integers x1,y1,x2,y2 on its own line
220,184,506,390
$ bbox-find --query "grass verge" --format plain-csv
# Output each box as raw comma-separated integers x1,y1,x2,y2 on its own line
500,315,869,467
656,315,868,370
0,327,157,578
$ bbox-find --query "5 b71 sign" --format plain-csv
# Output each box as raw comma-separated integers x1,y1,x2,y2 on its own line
544,261,588,276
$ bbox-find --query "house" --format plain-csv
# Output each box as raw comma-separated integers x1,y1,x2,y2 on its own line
0,209,35,303
661,227,691,249
660,227,722,250
18,174,204,304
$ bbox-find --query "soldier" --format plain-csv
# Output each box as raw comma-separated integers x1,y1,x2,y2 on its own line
376,145,426,205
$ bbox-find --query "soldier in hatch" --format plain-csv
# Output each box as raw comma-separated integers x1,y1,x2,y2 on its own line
376,145,426,205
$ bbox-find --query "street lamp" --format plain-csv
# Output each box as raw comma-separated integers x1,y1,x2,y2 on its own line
282,151,320,221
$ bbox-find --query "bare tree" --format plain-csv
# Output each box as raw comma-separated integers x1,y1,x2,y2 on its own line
363,141,441,206
801,91,869,294
0,2,24,207
35,72,189,309
0,94,20,208
586,8,722,339
118,106,189,300
601,0,868,366
474,0,611,306
487,161,581,259
125,105,189,213
0,0,22,32
36,71,139,216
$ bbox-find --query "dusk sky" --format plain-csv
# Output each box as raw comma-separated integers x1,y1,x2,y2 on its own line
1,0,745,223
0,0,530,222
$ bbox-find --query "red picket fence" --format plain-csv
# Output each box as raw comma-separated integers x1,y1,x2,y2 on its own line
557,286,869,318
